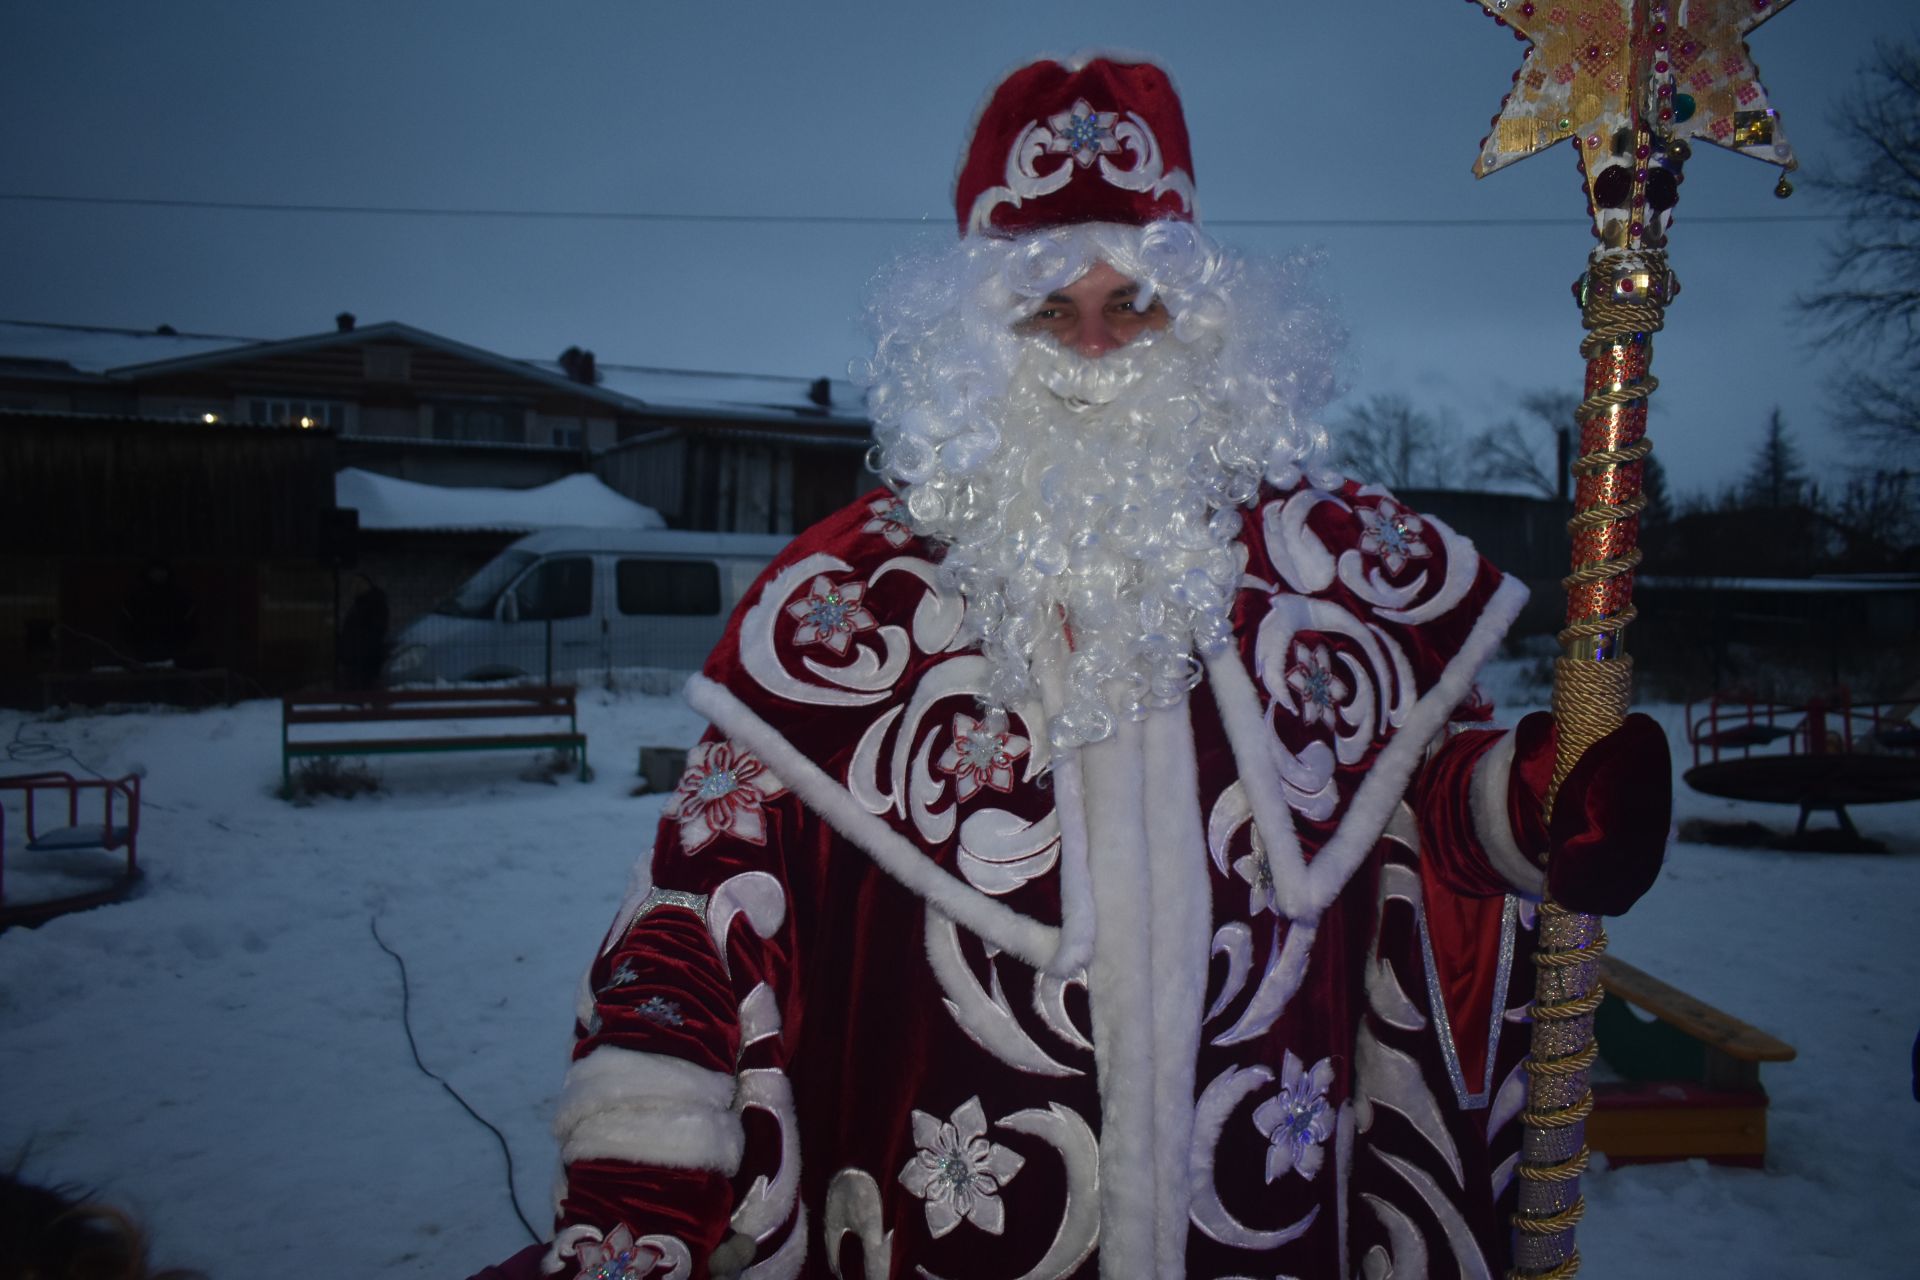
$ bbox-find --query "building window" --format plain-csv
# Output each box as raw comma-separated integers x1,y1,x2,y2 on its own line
551,426,584,448
433,404,521,443
249,398,346,429
515,556,593,621
617,559,721,617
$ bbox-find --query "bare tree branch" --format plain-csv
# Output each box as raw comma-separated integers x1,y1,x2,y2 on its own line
1799,40,1920,458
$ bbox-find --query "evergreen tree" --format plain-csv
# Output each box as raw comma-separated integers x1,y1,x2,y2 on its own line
1739,409,1807,510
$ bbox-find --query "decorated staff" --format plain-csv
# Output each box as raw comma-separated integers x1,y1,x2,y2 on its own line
1457,1,1802,1276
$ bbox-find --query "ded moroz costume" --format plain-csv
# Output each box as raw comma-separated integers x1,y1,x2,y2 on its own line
506,54,1670,1280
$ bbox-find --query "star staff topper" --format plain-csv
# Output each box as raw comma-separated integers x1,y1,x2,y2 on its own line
1471,0,1799,246
1456,3,1804,1278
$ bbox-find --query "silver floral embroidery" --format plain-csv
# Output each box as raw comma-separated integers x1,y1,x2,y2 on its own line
934,710,1031,802
1231,833,1278,919
897,1096,1026,1238
1252,1050,1337,1182
1046,99,1121,166
664,740,787,853
785,574,879,655
862,496,914,548
1284,641,1351,729
1356,497,1432,575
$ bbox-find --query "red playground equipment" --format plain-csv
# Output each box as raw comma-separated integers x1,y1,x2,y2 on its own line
0,771,142,928
1684,689,1920,850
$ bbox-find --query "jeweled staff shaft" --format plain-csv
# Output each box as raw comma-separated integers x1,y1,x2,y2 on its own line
1510,247,1665,1280
1452,0,1802,1275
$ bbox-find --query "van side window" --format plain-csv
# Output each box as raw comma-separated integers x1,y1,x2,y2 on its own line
515,556,593,621
617,559,721,616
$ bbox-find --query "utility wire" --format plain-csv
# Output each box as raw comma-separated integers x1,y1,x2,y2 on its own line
0,190,1843,227
369,914,541,1245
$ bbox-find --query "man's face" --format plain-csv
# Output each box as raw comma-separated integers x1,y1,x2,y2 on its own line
1014,260,1170,359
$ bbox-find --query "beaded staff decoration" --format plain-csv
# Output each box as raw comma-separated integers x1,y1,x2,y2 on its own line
1457,2,1800,1276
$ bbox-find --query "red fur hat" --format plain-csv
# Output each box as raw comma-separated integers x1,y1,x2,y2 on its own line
954,55,1198,238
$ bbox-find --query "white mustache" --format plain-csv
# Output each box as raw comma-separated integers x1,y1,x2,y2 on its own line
1030,338,1153,407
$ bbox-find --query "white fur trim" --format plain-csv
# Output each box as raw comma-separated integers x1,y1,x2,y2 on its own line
1033,636,1096,976
1074,714,1159,1276
554,1046,744,1174
1468,729,1545,898
1205,573,1531,922
685,675,1062,971
1143,703,1213,1274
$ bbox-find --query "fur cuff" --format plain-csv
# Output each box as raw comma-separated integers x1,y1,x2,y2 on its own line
555,1046,744,1173
1468,731,1544,898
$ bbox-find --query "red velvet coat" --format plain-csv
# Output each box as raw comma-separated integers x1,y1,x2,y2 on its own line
541,483,1542,1280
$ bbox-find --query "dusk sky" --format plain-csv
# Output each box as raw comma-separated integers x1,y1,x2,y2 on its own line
5,0,1915,495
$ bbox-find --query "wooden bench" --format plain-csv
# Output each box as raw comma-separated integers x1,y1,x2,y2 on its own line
281,686,589,791
1,771,143,928
1588,953,1797,1167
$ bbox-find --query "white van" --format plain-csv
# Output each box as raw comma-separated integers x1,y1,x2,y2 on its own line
382,526,794,685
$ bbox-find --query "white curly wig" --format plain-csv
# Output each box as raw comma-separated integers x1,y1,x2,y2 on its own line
859,219,1344,748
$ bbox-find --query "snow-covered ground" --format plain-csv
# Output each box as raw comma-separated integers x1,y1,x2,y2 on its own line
2,664,1916,1277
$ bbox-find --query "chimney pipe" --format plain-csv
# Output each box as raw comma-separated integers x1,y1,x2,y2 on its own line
336,311,357,332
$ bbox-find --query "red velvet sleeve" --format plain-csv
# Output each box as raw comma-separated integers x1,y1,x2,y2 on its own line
545,725,808,1279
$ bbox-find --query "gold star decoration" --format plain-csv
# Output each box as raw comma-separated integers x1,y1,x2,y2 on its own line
1467,0,1798,228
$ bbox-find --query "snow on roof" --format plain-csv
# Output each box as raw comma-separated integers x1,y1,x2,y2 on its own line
1,319,871,425
542,360,868,424
335,467,665,533
0,319,257,374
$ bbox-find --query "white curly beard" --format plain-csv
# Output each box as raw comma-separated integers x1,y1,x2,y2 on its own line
911,331,1256,749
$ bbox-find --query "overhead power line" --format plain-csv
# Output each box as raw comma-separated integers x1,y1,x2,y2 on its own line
0,190,1843,228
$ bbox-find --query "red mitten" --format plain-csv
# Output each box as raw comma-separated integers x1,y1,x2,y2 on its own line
1509,710,1671,916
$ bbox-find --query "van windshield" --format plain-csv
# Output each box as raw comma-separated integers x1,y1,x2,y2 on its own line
435,550,538,618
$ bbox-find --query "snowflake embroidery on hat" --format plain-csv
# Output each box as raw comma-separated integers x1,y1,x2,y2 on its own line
570,1222,690,1280
863,495,914,548
1284,642,1350,729
664,740,787,854
1046,99,1121,167
604,959,641,990
935,711,1030,802
898,1096,1026,1238
1252,1051,1337,1183
1356,498,1432,575
786,575,878,655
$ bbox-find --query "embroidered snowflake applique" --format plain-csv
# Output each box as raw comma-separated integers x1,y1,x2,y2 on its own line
1356,498,1431,575
664,740,787,854
897,1095,1026,1238
604,959,641,990
1284,642,1350,729
1046,99,1122,167
634,994,685,1027
863,495,914,548
934,711,1031,802
786,575,879,655
1232,835,1278,918
574,1223,672,1280
1252,1051,1337,1183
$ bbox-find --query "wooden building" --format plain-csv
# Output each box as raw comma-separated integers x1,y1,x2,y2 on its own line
0,412,341,707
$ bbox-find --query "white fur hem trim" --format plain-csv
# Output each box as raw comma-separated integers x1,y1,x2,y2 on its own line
685,675,1062,971
1207,573,1531,920
555,1046,744,1173
1469,729,1545,898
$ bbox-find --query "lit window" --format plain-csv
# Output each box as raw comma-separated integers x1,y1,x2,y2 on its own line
249,398,347,429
